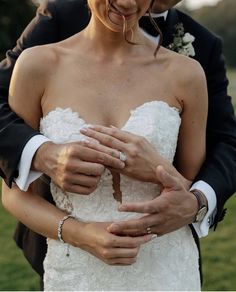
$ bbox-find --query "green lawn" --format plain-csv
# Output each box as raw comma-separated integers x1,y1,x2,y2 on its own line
0,70,236,291
201,197,236,291
228,68,236,107
0,196,39,290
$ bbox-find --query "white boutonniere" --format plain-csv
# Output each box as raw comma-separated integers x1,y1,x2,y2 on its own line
168,23,196,57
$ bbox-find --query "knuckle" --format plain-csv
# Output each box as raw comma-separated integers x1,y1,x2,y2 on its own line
93,164,104,175
97,154,106,164
101,249,110,259
142,205,149,213
176,177,182,187
98,164,105,173
129,147,139,159
133,136,144,146
61,172,70,183
104,136,113,145
60,181,68,192
109,128,116,136
110,150,117,157
67,145,77,156
147,205,156,213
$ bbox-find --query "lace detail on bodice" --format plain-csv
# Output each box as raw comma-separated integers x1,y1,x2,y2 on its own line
40,101,181,220
40,101,200,291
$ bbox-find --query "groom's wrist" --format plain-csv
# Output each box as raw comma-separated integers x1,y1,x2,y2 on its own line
32,141,54,173
190,189,208,223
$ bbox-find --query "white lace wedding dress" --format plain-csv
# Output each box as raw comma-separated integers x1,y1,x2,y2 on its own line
40,101,200,291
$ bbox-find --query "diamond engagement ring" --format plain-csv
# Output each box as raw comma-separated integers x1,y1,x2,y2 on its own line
119,151,127,162
146,227,152,234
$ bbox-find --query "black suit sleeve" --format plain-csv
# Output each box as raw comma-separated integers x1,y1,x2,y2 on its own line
195,37,236,227
0,1,60,187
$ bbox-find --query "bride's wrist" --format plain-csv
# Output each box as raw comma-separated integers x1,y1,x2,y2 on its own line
61,217,86,247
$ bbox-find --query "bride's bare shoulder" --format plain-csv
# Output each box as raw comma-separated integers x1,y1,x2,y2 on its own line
160,47,206,90
13,43,62,81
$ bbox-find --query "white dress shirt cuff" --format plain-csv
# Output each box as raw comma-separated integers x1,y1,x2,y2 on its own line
191,180,217,238
15,135,51,191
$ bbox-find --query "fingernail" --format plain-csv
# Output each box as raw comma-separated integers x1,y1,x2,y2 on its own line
118,205,125,211
80,124,95,131
80,138,91,143
109,223,119,231
151,235,157,240
80,128,87,133
110,125,118,129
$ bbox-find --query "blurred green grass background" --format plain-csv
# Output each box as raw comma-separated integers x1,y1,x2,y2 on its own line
0,70,236,291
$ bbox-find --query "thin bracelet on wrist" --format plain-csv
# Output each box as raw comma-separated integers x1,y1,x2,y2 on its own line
58,214,75,243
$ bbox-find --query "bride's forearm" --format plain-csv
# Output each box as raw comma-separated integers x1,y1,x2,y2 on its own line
1,182,84,245
1,181,154,266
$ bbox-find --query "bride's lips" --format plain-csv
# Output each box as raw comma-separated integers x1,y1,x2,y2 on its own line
110,10,137,21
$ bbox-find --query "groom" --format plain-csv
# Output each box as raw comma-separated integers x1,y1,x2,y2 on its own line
0,0,236,280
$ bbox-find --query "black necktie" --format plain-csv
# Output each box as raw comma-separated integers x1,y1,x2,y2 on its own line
139,16,165,37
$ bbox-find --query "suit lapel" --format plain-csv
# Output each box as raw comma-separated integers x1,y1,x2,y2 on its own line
162,8,180,48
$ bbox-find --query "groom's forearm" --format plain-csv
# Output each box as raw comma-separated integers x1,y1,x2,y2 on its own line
0,99,39,186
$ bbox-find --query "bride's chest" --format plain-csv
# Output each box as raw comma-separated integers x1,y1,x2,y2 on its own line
42,64,176,126
40,102,181,163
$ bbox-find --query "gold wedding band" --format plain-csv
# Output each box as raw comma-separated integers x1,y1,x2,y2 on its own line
146,227,152,234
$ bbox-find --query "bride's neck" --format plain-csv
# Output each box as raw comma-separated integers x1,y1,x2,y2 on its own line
82,18,143,59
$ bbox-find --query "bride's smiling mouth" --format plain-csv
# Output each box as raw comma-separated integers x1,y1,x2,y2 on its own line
111,10,137,20
108,2,138,22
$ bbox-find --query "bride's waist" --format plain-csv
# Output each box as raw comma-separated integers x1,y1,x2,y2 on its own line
68,191,155,222
51,181,160,221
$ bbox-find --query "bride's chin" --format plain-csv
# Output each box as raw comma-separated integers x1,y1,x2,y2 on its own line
108,11,137,25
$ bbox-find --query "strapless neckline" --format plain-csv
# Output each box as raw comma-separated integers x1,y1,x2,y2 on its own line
42,100,180,131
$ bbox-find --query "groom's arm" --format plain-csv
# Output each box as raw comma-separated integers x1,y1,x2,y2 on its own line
194,36,236,228
105,37,236,238
0,1,62,186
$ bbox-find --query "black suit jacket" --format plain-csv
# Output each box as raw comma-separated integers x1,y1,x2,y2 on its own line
0,0,236,277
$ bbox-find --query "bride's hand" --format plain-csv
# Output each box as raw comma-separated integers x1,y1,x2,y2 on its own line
33,140,125,194
67,220,153,265
80,125,172,183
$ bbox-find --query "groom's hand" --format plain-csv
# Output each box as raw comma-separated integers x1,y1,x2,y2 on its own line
32,141,125,194
107,166,199,236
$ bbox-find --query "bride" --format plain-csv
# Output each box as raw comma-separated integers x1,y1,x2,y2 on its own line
2,0,208,290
